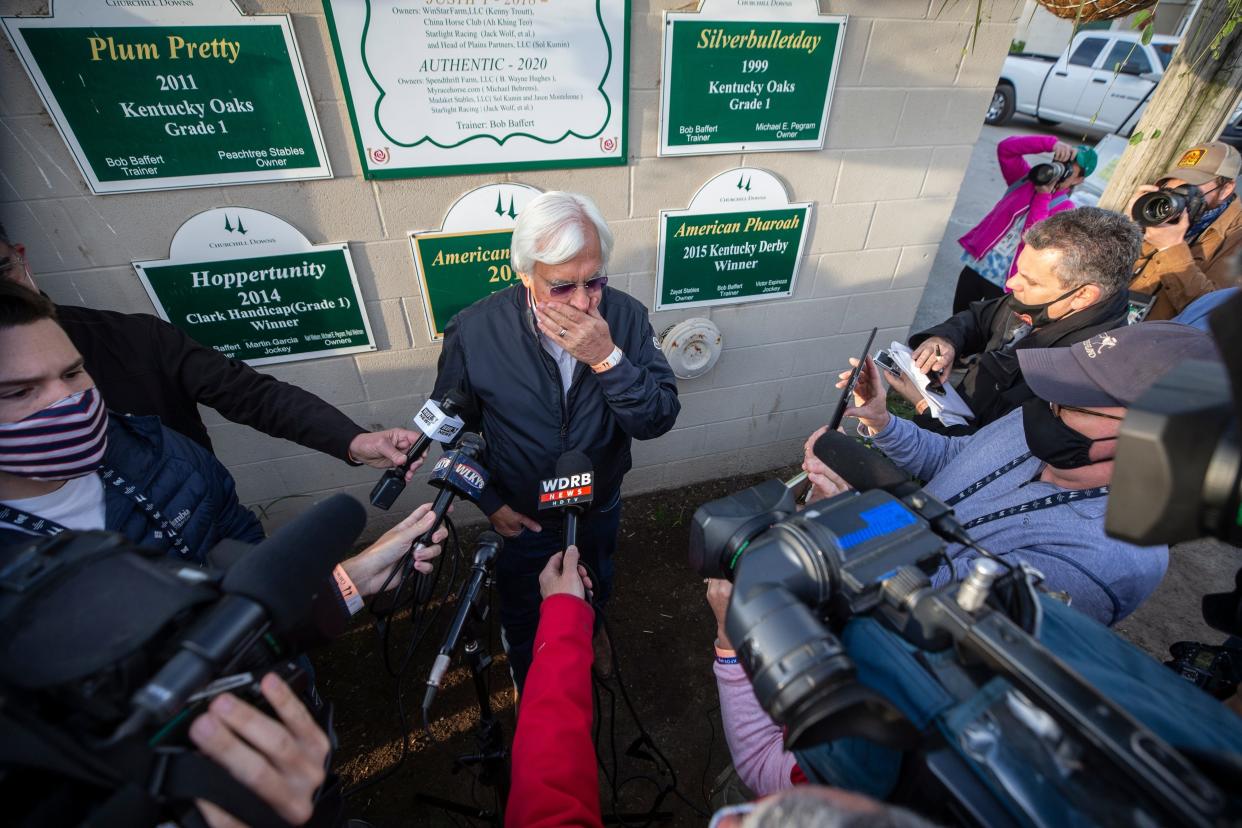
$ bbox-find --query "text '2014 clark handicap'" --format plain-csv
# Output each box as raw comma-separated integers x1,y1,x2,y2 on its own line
2,1,330,193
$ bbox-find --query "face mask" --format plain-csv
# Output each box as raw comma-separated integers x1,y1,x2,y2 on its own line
1021,398,1114,470
0,388,108,480
1008,286,1080,327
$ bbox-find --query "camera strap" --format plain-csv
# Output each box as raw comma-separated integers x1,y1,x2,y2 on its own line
0,466,194,559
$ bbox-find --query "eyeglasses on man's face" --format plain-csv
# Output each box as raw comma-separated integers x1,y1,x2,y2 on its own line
1049,401,1124,422
545,271,608,298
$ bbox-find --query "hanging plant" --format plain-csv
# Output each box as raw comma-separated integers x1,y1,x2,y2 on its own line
1036,0,1157,23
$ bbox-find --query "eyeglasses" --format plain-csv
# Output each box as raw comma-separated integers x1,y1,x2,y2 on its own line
1049,402,1124,421
547,272,608,298
0,251,25,281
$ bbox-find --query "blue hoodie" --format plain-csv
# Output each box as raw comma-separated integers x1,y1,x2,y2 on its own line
869,408,1166,625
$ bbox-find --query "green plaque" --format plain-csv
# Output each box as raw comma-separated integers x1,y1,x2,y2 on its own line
410,184,541,340
656,168,811,311
3,1,330,194
135,208,375,366
322,0,628,179
659,1,845,156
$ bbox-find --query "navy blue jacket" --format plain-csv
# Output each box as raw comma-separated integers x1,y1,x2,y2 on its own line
0,414,263,563
432,285,679,519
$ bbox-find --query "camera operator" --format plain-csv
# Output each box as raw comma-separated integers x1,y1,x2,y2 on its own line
703,580,939,828
0,225,422,475
952,134,1094,312
1129,141,1241,320
905,208,1135,435
813,322,1220,626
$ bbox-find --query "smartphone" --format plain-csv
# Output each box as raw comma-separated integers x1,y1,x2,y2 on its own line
873,349,900,375
828,327,878,432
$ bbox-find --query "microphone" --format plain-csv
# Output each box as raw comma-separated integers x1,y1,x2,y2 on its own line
407,433,488,603
423,531,503,713
370,389,469,510
537,451,594,548
811,430,972,546
128,494,367,724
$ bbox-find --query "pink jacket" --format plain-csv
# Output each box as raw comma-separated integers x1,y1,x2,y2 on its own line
957,134,1076,278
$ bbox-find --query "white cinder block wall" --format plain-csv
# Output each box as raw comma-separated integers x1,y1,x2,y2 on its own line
0,0,1020,539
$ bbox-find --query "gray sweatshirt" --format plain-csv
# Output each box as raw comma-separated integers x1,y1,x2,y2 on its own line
869,408,1167,625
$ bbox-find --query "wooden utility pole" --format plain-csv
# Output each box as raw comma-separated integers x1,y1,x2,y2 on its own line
1099,2,1242,212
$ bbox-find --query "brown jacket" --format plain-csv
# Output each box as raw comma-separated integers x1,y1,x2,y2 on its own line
1130,197,1242,320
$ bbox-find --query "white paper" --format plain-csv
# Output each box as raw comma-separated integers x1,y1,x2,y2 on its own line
882,342,974,426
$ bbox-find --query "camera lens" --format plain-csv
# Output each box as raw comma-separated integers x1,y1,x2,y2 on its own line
1029,163,1058,186
730,586,859,749
1132,190,1187,227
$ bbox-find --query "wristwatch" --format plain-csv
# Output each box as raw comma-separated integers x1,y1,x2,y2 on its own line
591,346,624,373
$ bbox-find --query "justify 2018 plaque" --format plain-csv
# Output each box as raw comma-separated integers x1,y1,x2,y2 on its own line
2,0,330,194
660,0,844,156
135,208,375,366
657,168,811,310
323,0,628,178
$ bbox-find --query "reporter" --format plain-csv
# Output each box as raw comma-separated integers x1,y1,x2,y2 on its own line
190,673,330,828
0,226,421,476
818,321,1221,625
506,546,599,828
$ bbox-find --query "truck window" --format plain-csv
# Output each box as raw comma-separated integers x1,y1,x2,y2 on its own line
1104,41,1152,74
1068,37,1109,67
1153,43,1175,68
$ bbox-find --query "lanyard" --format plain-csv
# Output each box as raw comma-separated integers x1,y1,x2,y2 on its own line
945,453,1034,506
943,452,1109,530
962,486,1110,531
0,467,195,559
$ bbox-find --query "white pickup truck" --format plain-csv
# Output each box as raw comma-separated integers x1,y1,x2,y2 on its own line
987,31,1179,136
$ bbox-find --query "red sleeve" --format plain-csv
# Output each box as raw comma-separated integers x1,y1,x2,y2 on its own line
505,594,601,828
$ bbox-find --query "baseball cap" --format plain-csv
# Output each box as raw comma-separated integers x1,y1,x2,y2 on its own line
1075,145,1098,178
1161,141,1241,186
1017,322,1221,408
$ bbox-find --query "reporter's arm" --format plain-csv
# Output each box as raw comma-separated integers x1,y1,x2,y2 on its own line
506,582,600,827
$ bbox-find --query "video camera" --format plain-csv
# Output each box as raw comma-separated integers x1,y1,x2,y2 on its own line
0,494,367,827
688,290,1242,824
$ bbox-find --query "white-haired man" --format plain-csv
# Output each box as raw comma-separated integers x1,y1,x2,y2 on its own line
431,191,680,690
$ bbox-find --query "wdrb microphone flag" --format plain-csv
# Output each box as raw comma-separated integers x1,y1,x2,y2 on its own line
537,471,594,510
413,400,465,444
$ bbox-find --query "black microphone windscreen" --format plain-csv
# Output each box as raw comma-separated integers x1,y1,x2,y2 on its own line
222,494,366,633
475,530,504,551
458,432,486,455
443,388,470,413
555,450,593,477
812,430,911,493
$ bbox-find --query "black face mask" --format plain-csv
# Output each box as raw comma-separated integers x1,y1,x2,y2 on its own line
1008,286,1081,327
1021,398,1116,470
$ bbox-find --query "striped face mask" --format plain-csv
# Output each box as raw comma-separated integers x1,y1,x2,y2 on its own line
0,388,108,480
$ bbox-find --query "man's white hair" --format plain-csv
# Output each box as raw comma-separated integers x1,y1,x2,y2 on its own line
510,191,614,275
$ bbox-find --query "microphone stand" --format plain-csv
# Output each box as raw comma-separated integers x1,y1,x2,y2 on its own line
416,543,509,824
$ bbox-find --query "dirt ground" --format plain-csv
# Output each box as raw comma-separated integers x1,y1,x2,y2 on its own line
314,463,1239,827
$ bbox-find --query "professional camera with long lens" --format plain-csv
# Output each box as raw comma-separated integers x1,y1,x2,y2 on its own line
1130,182,1207,228
0,494,367,827
1027,160,1075,188
691,464,1242,824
